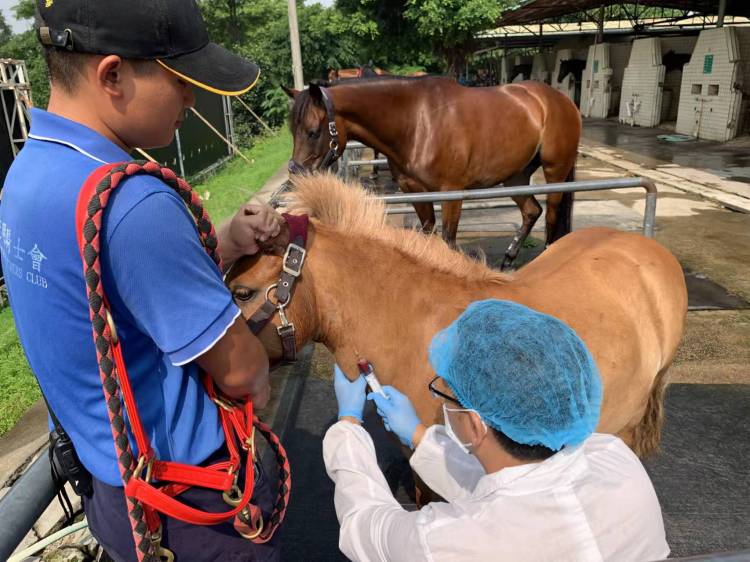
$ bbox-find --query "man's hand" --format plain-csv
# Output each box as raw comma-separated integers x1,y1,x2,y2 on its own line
218,203,284,267
368,386,423,448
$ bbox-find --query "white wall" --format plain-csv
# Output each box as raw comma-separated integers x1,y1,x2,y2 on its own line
733,27,750,134
552,48,588,105
675,27,743,141
512,55,534,82
530,51,555,84
619,38,665,127
498,55,512,85
581,42,632,118
660,36,698,122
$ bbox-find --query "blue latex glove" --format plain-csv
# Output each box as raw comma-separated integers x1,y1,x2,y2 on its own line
333,364,367,422
368,386,421,448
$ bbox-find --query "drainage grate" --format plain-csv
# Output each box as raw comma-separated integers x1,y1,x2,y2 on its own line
684,268,749,311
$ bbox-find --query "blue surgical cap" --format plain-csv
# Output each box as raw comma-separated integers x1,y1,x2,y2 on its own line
428,299,602,451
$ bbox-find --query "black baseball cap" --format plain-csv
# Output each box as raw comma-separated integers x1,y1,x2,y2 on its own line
35,0,260,96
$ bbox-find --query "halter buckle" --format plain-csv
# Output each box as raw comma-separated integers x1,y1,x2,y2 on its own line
237,508,265,540
213,395,237,412
150,528,175,562
134,454,155,483
328,121,338,138
105,309,119,346
282,243,306,277
277,306,293,333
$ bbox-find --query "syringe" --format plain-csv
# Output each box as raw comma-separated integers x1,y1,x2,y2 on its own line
357,358,388,398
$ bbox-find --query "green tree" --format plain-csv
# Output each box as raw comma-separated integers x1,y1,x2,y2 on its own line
0,1,49,107
335,0,436,70
0,11,12,45
0,29,51,108
11,0,35,20
404,0,510,76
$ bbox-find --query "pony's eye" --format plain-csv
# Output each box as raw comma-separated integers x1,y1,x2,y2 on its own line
232,287,256,302
307,129,320,140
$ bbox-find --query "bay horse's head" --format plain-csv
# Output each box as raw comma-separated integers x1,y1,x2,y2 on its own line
282,83,343,175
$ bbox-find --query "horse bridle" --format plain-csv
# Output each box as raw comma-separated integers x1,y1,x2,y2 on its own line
318,86,341,170
244,213,309,365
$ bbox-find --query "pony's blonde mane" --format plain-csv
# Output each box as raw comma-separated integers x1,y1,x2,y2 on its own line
286,174,510,282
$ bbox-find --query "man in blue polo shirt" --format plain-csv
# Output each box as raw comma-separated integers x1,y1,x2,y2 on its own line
0,1,283,560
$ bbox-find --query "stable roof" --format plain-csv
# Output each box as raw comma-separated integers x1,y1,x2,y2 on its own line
498,1,750,26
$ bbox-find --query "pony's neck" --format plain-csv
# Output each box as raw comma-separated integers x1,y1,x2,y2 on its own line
305,226,492,389
330,80,420,164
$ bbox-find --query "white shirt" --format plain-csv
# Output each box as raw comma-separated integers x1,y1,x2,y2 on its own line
322,422,669,562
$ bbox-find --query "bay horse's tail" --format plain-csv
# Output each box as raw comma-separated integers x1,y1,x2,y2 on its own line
631,364,671,457
550,166,575,241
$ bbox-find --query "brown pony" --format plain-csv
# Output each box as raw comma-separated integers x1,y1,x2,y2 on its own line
228,175,687,458
284,76,581,269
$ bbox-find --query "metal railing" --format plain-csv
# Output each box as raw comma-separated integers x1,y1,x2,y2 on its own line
377,177,658,238
0,453,58,560
339,142,657,237
338,141,387,180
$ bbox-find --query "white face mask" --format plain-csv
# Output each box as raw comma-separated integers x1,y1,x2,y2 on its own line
443,403,486,454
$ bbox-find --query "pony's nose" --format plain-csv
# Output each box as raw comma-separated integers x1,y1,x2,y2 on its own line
288,160,306,175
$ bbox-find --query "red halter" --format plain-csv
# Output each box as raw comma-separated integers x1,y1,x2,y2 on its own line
76,161,290,561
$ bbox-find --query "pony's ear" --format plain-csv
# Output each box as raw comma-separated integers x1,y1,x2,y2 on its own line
281,85,300,99
258,220,290,256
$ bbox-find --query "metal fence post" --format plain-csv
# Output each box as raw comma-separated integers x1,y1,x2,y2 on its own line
0,454,57,561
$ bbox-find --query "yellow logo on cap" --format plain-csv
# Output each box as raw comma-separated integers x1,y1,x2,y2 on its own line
45,0,53,7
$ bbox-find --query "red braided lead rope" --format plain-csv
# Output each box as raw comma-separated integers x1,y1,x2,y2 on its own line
77,161,290,560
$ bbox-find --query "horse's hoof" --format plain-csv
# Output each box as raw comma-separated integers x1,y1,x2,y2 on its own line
500,256,515,271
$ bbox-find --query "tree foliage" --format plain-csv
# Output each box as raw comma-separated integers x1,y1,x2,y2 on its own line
403,0,510,75
0,11,12,45
335,0,435,69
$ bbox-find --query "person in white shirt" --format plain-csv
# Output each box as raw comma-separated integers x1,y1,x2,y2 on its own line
323,299,669,562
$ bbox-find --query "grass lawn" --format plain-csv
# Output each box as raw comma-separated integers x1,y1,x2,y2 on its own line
197,128,291,222
0,129,291,436
0,307,40,434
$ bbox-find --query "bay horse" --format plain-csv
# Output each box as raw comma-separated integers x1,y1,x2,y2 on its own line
228,175,687,463
283,77,581,269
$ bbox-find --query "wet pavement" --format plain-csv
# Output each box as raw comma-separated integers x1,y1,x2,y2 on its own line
582,118,750,183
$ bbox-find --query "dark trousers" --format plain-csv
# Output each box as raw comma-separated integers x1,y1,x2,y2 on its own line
84,447,282,562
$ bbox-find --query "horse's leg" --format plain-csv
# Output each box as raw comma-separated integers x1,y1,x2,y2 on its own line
542,163,576,247
412,202,436,233
369,150,380,180
502,195,542,270
500,167,541,270
440,200,463,247
392,165,436,233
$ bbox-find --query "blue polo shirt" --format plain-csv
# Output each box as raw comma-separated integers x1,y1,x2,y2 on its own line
0,109,238,486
